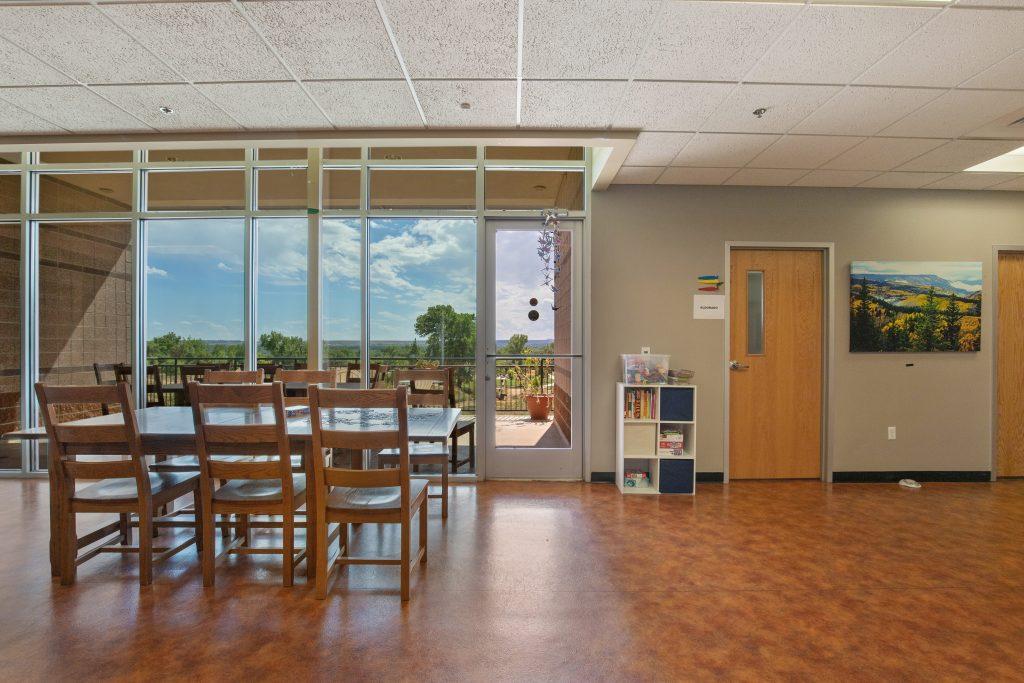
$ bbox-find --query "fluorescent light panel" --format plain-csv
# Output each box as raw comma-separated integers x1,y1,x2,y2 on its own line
966,145,1024,173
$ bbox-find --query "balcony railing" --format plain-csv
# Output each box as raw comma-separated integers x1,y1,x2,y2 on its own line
148,355,558,413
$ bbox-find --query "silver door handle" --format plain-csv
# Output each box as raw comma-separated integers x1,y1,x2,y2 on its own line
729,360,749,370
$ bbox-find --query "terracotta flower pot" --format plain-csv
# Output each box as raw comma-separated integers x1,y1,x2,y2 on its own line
526,394,551,420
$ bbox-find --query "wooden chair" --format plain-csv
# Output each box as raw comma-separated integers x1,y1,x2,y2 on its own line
188,381,306,587
378,368,451,518
345,362,386,387
203,369,265,384
35,382,200,586
444,367,476,473
276,368,340,406
94,362,122,415
178,364,225,405
307,385,427,600
257,362,280,382
114,364,167,407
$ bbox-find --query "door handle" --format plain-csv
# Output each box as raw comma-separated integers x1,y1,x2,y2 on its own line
729,360,749,371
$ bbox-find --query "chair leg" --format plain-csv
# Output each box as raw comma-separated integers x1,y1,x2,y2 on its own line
138,507,154,587
419,497,428,564
119,512,132,545
450,435,457,473
282,512,294,588
314,517,330,600
339,523,348,557
441,467,449,519
240,514,251,546
469,428,475,471
60,507,77,586
400,517,411,602
202,505,216,588
192,491,203,553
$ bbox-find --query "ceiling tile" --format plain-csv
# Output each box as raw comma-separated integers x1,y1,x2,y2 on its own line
963,50,1024,90
724,168,807,186
896,140,1023,173
673,133,780,168
0,98,64,135
858,172,952,189
92,84,242,132
749,135,864,169
523,0,657,79
748,5,936,85
197,82,331,130
623,132,695,167
0,86,151,133
612,167,663,184
0,4,178,84
856,8,1024,88
791,87,943,136
702,84,842,134
305,80,421,128
0,40,72,87
990,176,1024,191
386,0,517,78
243,0,401,79
521,81,626,128
921,172,1023,190
415,80,515,127
634,1,798,81
656,167,736,185
791,170,879,187
881,90,1024,138
105,2,287,82
823,137,946,171
614,81,734,131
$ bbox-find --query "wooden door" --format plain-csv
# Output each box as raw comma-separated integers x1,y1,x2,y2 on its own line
997,252,1024,477
729,249,823,479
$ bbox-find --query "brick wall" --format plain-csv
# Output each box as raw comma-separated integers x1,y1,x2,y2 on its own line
0,224,19,442
552,231,572,442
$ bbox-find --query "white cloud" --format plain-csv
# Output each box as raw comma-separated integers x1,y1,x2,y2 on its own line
146,265,168,277
216,262,232,272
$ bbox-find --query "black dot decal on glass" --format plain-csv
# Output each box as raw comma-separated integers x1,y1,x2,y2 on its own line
528,310,539,322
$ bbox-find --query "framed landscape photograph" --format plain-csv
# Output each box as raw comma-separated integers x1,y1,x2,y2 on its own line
850,261,982,352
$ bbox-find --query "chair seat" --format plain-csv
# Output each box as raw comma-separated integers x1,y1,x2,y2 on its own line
326,479,428,512
379,442,450,458
212,474,306,502
151,454,304,471
74,472,197,502
454,417,475,431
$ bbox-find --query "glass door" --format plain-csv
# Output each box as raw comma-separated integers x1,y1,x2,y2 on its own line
484,219,582,479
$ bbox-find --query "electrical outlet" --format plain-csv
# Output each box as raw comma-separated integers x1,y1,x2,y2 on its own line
641,347,651,354
888,426,896,440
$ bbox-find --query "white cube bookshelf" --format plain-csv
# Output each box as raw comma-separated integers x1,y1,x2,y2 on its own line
616,383,697,495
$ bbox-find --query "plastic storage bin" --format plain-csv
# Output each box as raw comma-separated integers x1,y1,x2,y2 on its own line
622,354,669,384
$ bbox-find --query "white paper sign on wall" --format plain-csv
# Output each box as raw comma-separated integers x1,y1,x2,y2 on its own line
693,294,725,319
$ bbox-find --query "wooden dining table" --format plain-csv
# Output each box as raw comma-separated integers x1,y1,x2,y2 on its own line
7,404,461,579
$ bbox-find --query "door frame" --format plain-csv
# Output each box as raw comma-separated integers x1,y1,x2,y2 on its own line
722,242,836,483
990,245,1024,481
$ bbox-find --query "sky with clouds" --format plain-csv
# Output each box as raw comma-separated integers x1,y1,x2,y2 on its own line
851,261,983,291
145,218,559,345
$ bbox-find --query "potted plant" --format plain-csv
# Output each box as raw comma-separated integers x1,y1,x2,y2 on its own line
524,373,551,420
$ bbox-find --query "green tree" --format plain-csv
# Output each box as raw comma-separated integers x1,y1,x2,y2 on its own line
914,287,940,351
501,333,529,355
850,278,880,351
414,304,476,361
146,332,212,359
941,297,963,351
258,331,307,360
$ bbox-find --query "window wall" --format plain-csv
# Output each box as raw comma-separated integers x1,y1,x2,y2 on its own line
0,145,589,475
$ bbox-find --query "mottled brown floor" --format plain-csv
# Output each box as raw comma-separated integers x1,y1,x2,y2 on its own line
1,478,1023,682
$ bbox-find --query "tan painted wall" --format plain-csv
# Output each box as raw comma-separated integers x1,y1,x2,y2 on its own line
591,185,1024,475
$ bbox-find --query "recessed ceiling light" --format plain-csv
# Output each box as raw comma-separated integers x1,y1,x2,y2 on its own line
965,144,1024,173
158,106,174,115
460,102,472,110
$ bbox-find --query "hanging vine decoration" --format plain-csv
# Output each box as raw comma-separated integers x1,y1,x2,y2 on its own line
538,210,563,311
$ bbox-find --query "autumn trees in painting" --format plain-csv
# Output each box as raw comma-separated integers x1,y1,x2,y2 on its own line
850,262,982,353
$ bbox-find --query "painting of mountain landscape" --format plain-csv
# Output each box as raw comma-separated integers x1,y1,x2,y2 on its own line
850,261,982,352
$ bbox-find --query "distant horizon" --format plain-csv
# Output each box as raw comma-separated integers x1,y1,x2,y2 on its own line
150,337,555,346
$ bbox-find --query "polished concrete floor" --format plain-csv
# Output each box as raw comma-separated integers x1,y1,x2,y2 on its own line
1,478,1023,681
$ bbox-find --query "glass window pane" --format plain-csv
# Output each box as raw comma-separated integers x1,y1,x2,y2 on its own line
370,146,475,160
37,173,132,213
370,169,475,210
485,146,584,160
39,150,133,164
323,169,360,210
485,170,584,210
322,218,361,371
0,175,19,213
257,218,307,369
256,168,306,210
258,148,306,160
146,170,245,211
0,223,20,469
747,271,765,355
38,221,133,468
0,152,21,165
369,217,477,470
145,219,244,393
324,148,360,160
148,148,244,162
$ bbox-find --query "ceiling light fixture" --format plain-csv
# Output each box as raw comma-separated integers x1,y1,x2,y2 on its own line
460,102,472,110
965,144,1024,173
158,106,174,115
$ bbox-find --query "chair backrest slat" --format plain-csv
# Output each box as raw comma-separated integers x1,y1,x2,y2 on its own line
345,362,386,387
396,368,450,408
277,369,340,406
208,458,282,480
204,369,264,384
308,386,409,493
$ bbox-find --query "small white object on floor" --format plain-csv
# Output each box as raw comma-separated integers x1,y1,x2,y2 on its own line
899,478,921,489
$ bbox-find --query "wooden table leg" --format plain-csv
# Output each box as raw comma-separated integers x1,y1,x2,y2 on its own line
303,441,317,580
49,463,59,577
